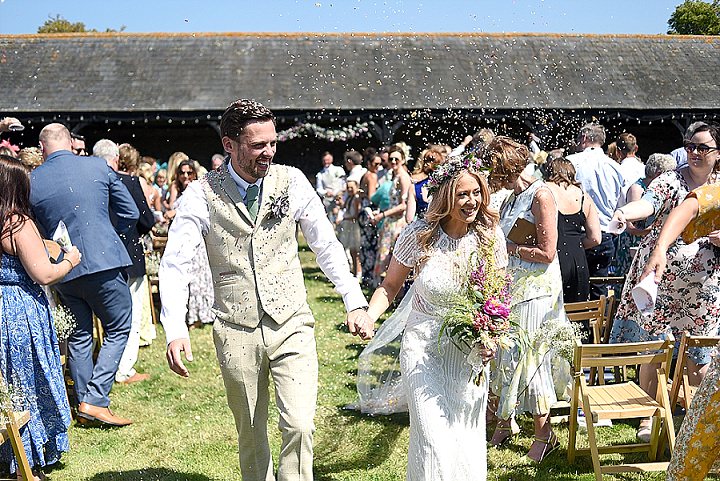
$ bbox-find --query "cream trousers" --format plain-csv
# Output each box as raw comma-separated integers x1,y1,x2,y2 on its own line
213,306,317,481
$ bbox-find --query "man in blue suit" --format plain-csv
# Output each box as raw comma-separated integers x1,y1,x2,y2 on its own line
31,123,139,427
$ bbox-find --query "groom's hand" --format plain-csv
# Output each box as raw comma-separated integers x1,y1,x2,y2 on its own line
167,338,194,377
347,308,374,341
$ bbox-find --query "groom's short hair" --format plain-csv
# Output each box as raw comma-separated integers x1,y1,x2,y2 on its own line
221,99,276,140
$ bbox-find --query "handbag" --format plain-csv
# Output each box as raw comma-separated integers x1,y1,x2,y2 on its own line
506,217,537,245
44,239,64,263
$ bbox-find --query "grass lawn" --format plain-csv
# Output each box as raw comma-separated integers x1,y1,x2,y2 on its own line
45,243,715,480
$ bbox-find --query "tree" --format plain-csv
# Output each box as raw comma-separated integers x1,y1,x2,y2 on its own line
37,14,87,33
667,0,720,35
37,14,126,34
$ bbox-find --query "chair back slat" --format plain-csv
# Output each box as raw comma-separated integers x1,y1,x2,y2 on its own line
579,353,668,369
685,336,720,349
572,335,675,375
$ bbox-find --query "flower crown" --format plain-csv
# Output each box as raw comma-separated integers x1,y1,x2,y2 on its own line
426,153,492,196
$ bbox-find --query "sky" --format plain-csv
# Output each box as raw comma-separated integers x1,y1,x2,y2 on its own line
0,0,682,35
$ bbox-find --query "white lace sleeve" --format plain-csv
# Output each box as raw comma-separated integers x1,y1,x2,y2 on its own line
494,226,509,269
392,220,424,267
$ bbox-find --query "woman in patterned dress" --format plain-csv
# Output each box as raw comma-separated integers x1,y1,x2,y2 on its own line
642,182,720,480
610,123,720,440
0,156,79,480
371,145,411,287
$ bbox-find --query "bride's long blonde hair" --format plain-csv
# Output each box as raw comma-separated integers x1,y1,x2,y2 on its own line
417,168,498,256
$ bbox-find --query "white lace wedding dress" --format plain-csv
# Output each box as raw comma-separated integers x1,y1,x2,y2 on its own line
381,220,507,481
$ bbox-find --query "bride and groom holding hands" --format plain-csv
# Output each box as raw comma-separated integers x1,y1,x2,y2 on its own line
159,98,506,481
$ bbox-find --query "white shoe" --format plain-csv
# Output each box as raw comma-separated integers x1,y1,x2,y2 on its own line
636,419,652,442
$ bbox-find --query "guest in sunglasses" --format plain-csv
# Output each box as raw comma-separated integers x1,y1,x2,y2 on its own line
609,122,720,442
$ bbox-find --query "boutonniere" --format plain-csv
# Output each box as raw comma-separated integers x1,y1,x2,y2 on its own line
266,190,290,220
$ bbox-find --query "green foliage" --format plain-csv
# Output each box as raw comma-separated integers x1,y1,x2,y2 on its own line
668,0,720,35
37,14,126,34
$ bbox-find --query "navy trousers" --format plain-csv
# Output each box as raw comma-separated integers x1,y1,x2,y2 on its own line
56,268,131,407
585,233,617,300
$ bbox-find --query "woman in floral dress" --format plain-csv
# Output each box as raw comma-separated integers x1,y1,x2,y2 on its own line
372,145,411,287
610,123,720,440
359,153,381,285
0,156,79,480
642,182,720,480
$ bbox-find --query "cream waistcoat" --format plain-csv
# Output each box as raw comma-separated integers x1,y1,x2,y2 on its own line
202,163,307,328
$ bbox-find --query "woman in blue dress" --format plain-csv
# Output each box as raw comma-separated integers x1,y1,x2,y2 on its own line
0,155,80,480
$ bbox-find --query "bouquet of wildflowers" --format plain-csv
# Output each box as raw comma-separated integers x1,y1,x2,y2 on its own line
439,241,519,384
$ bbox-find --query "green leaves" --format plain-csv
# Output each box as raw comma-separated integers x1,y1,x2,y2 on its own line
668,0,720,35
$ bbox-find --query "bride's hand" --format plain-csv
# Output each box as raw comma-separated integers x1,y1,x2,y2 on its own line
478,346,497,363
347,308,374,341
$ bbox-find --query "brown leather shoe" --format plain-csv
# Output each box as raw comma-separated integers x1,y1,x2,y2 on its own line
77,402,133,427
117,372,150,384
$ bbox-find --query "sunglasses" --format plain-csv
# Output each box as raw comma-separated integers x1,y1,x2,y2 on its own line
179,170,194,176
684,142,719,154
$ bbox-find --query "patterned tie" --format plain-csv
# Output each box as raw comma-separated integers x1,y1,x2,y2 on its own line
245,184,260,222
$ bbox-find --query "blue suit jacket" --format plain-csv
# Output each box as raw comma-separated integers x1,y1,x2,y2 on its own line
30,150,140,282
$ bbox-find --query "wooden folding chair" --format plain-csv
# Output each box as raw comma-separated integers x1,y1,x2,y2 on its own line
669,333,720,411
0,373,33,481
567,335,676,481
147,274,159,325
564,296,606,345
565,296,606,384
601,295,616,345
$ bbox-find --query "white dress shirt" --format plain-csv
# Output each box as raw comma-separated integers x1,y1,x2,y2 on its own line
567,147,625,231
315,164,345,197
619,156,645,194
346,165,367,184
160,162,368,344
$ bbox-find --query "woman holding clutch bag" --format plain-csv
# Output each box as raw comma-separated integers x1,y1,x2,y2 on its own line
0,155,81,480
484,137,568,463
609,123,720,442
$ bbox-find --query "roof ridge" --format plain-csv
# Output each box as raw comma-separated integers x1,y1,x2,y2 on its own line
1,31,717,41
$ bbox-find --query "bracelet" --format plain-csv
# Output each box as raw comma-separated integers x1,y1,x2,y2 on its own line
381,211,385,219
62,258,74,270
616,208,625,215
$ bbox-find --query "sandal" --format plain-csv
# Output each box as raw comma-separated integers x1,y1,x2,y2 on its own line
489,418,520,447
527,431,560,463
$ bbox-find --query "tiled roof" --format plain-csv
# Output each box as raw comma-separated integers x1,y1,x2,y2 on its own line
1,32,718,112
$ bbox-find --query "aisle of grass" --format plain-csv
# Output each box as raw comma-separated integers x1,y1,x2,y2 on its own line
47,242,711,480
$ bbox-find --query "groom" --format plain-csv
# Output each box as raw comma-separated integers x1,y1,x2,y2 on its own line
160,99,372,481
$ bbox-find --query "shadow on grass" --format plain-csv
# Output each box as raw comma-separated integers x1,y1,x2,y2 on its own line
315,408,408,481
85,468,215,481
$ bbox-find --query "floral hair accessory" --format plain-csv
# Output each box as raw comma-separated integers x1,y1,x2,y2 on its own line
426,152,491,196
0,139,19,154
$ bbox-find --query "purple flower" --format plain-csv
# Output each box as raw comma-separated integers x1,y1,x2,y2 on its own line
483,298,511,318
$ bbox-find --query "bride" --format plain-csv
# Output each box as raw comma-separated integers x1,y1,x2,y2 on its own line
364,156,508,481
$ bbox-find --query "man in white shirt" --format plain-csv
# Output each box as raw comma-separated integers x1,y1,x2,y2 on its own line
315,151,345,221
616,132,645,193
160,99,372,481
344,149,366,183
567,122,624,299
